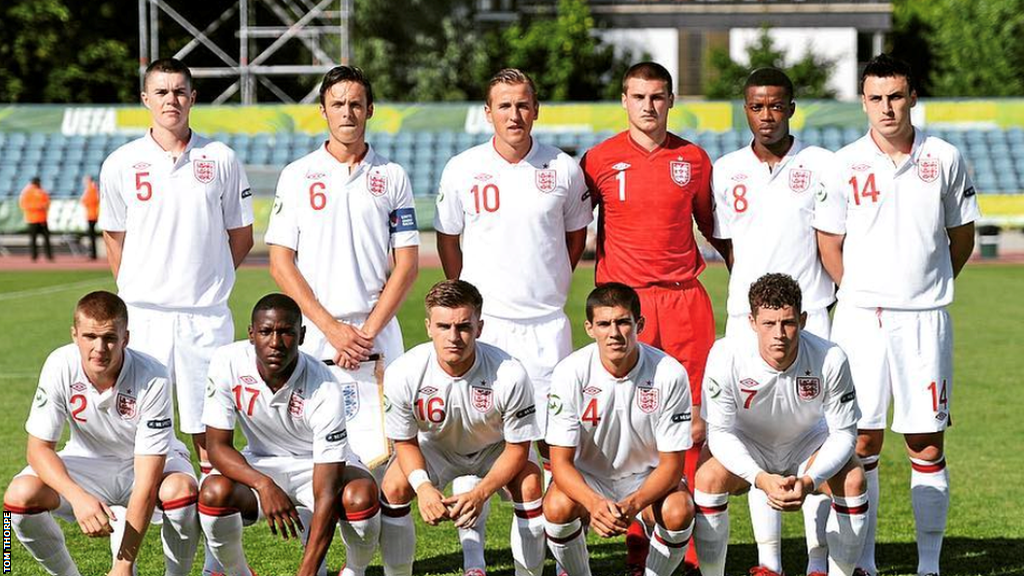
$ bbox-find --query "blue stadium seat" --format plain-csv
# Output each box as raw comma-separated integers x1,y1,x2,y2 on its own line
1,150,23,165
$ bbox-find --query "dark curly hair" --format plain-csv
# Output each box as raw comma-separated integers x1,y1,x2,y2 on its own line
748,273,802,315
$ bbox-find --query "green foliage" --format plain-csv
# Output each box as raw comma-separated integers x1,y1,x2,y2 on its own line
891,0,1024,97
704,27,836,100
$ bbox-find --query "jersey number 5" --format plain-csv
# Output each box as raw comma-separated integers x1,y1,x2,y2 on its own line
135,172,152,201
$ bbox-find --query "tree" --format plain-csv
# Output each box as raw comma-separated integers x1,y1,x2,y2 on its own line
703,27,836,99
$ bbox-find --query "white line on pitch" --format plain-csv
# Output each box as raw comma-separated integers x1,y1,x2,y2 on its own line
0,278,110,302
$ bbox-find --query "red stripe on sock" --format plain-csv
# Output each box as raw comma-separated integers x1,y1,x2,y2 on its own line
696,503,728,515
514,506,544,519
345,504,380,522
3,504,48,515
911,459,946,474
832,502,869,515
380,504,411,518
200,465,213,474
546,526,583,545
542,460,552,472
863,460,879,472
654,532,690,549
159,495,198,511
198,503,239,517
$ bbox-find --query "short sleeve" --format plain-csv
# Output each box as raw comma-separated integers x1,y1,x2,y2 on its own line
98,155,126,231
264,168,300,250
307,375,349,464
222,155,255,229
497,360,541,443
654,362,693,453
433,160,465,235
389,166,420,249
821,348,860,433
202,348,238,432
711,158,732,240
544,359,581,448
812,163,848,235
134,370,174,456
701,343,737,430
563,159,594,232
942,148,982,228
384,361,418,441
25,352,70,443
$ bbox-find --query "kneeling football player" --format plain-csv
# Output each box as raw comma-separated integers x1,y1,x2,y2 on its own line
544,283,696,576
380,279,545,576
199,294,380,576
693,273,867,576
4,291,199,576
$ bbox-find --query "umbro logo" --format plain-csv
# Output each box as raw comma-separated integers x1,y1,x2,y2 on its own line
419,386,438,396
612,162,631,171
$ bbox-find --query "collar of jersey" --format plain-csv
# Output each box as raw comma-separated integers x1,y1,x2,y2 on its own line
316,141,378,179
594,341,647,383
489,136,538,167
744,136,804,177
144,129,201,166
248,347,309,404
90,349,135,409
624,131,681,159
859,126,927,172
431,346,482,383
754,336,805,376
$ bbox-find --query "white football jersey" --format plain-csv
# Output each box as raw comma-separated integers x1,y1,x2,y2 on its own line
703,332,858,461
99,132,253,310
546,343,693,480
713,139,836,316
433,139,593,320
26,345,176,459
813,129,981,309
203,342,350,464
265,144,420,359
384,342,540,455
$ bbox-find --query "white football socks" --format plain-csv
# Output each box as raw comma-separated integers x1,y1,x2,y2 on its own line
511,498,545,576
379,500,415,576
545,518,590,576
693,490,730,576
646,521,693,576
910,456,949,576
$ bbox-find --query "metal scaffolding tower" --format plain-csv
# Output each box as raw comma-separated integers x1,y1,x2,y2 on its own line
138,0,352,104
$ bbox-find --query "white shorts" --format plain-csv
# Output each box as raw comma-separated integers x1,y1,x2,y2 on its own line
739,426,828,477
208,452,368,523
831,305,953,433
418,438,538,491
577,469,650,513
726,307,832,343
126,304,235,434
478,312,572,434
16,441,195,522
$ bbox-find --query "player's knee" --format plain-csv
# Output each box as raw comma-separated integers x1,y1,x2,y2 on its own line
694,457,727,492
542,484,577,523
856,430,883,457
199,475,236,508
511,462,543,502
3,476,53,510
380,468,414,506
159,472,198,503
904,433,944,462
342,478,379,513
657,490,695,530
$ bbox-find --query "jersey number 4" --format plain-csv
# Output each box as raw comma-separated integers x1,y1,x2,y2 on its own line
582,398,601,426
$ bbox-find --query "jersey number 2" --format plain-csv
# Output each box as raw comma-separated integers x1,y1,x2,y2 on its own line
70,394,88,422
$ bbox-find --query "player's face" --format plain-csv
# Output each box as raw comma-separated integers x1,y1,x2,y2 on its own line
426,305,482,377
485,82,538,152
141,72,195,133
72,315,128,381
585,305,643,365
861,75,917,140
249,309,304,380
744,85,794,148
622,77,674,135
320,81,374,147
749,305,806,370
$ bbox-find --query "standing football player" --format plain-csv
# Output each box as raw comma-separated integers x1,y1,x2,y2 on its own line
815,53,979,576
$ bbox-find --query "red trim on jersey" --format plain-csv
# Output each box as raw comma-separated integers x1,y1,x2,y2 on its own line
832,501,869,515
159,495,198,511
198,503,240,517
3,503,49,515
695,503,728,515
910,459,946,474
546,525,584,544
514,505,544,520
654,531,690,549
380,503,411,518
344,504,380,522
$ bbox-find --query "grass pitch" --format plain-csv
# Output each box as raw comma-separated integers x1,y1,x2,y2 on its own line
1,264,1021,575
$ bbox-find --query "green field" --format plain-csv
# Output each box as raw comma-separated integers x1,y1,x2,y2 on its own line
1,265,1022,575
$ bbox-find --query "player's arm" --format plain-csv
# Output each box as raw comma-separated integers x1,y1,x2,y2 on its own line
436,232,463,279
393,437,449,525
226,225,254,269
206,426,302,538
947,222,975,279
269,245,373,366
26,435,114,537
550,444,627,537
444,439,530,528
362,245,419,343
103,231,126,278
816,230,845,286
566,228,587,270
296,461,345,576
620,450,685,518
108,454,165,575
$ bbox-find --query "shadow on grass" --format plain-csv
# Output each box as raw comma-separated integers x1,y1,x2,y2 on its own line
365,537,1024,576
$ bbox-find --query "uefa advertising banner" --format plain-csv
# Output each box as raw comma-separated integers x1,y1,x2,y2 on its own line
2,100,1024,135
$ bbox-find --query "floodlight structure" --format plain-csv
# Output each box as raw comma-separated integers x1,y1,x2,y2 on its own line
137,0,352,104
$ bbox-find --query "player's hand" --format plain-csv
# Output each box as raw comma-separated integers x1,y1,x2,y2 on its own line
690,406,707,445
326,321,374,370
69,491,115,537
443,488,488,528
416,483,450,526
256,481,302,540
615,495,642,522
756,473,798,511
778,476,815,510
586,497,628,538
